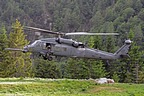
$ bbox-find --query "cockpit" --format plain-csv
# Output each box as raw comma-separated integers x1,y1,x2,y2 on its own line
30,40,41,47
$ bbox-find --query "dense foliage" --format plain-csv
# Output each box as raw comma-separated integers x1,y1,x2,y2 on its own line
0,0,144,83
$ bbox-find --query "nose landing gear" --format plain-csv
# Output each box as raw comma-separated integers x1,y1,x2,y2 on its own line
42,52,53,61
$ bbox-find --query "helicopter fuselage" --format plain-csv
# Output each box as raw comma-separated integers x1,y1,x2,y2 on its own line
23,38,131,60
51,44,117,60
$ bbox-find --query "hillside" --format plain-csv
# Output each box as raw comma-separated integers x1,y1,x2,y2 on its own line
0,0,144,40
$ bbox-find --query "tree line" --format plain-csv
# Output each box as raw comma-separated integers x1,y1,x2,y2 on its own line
0,0,144,83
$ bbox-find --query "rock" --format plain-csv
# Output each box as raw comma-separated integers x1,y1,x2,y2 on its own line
95,78,114,84
107,79,114,83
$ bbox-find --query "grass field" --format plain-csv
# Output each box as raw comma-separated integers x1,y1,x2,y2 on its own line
0,78,144,96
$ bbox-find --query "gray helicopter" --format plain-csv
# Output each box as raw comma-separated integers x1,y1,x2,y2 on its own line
5,26,132,61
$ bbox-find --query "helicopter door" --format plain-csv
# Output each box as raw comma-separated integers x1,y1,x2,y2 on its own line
42,43,51,50
46,43,51,50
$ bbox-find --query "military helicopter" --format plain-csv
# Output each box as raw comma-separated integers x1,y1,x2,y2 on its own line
5,26,132,61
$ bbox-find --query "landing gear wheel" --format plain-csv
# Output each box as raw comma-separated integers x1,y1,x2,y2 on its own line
48,57,53,61
43,56,47,60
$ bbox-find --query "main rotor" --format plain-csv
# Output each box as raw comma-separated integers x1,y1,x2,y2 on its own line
24,26,119,37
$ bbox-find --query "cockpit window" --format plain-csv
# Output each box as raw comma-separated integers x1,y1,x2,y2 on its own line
30,40,40,46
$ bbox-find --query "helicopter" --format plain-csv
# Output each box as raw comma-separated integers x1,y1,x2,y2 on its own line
5,26,132,61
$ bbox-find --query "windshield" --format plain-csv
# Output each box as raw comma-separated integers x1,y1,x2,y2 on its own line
30,40,40,46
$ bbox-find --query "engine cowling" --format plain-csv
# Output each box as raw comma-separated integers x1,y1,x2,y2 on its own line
56,38,84,48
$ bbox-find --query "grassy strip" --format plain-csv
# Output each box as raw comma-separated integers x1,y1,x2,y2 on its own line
0,78,144,96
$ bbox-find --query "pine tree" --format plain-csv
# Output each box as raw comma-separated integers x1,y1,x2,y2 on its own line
34,59,61,78
65,58,107,79
6,19,32,77
133,25,143,44
65,58,89,79
0,25,8,60
121,29,144,83
112,72,120,83
90,11,104,31
87,60,107,79
0,25,9,77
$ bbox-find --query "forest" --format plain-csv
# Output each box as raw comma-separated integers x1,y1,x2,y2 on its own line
0,0,144,83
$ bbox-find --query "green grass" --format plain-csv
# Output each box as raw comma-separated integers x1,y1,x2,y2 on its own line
0,78,144,96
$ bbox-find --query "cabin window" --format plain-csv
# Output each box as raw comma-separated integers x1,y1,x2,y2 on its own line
43,43,46,49
46,43,51,49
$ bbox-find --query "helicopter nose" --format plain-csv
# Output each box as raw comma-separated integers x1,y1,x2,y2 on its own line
23,45,29,53
24,45,34,52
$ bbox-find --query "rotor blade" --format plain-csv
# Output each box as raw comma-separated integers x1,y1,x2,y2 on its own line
65,32,119,36
24,26,64,35
5,48,23,51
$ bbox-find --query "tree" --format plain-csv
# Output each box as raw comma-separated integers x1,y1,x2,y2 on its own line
34,59,61,78
64,58,89,79
0,25,8,59
138,8,144,21
6,19,32,77
120,29,144,83
133,0,142,12
100,22,116,52
0,25,9,77
112,72,120,83
105,7,116,22
86,60,107,79
90,11,104,31
62,8,80,32
122,8,135,21
65,58,107,79
114,0,127,13
133,25,143,44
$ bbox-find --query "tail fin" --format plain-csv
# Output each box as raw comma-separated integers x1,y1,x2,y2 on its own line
114,40,132,58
